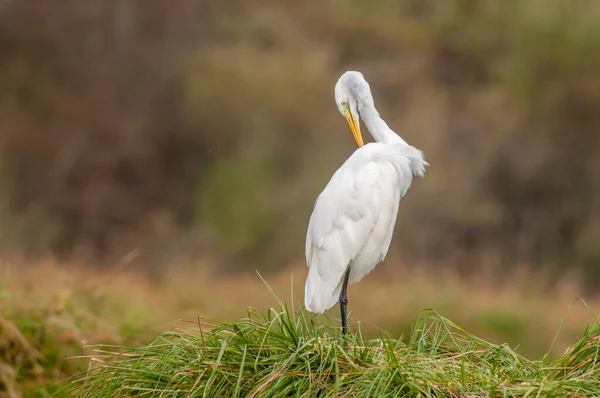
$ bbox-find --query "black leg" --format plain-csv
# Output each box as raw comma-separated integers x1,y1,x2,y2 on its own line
339,267,351,335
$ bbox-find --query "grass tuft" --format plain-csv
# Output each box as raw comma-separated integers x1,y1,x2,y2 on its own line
69,304,600,397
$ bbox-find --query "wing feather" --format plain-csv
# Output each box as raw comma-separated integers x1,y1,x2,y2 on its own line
304,142,428,314
304,155,382,313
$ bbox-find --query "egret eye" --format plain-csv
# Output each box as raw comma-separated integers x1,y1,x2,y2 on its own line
342,102,349,112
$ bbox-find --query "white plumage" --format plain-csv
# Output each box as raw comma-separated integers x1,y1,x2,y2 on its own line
304,71,428,333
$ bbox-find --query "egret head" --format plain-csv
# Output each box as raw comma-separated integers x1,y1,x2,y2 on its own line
334,71,374,148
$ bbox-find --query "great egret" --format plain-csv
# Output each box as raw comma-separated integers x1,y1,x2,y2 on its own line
304,71,428,334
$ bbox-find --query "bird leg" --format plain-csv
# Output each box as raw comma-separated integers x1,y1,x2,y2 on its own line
339,267,351,335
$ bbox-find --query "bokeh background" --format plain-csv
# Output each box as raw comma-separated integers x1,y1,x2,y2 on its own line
2,1,600,395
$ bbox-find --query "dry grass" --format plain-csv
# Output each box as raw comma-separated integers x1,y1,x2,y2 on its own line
2,259,599,395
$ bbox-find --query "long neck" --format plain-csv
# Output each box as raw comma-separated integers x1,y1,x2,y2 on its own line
359,103,407,145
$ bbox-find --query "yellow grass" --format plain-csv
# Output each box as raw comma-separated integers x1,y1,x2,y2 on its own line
1,259,599,396
4,260,598,355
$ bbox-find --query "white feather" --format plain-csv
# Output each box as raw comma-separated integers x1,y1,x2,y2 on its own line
304,71,428,314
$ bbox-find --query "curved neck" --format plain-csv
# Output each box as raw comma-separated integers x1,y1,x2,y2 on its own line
359,103,407,145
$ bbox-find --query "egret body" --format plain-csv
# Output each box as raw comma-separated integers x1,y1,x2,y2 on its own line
304,71,428,334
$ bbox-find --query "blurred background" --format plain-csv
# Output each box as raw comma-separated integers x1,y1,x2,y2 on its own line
2,0,600,394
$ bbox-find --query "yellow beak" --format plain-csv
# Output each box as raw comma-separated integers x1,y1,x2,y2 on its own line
344,108,364,148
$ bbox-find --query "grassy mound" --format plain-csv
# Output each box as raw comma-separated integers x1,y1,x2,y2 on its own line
70,304,600,397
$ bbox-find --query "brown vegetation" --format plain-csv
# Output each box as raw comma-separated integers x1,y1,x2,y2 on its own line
1,1,600,284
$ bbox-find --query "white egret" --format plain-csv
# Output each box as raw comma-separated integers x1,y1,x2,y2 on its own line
304,71,428,334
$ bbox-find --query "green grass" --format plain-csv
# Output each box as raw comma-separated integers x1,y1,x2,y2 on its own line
0,267,164,397
67,302,600,397
5,264,600,396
